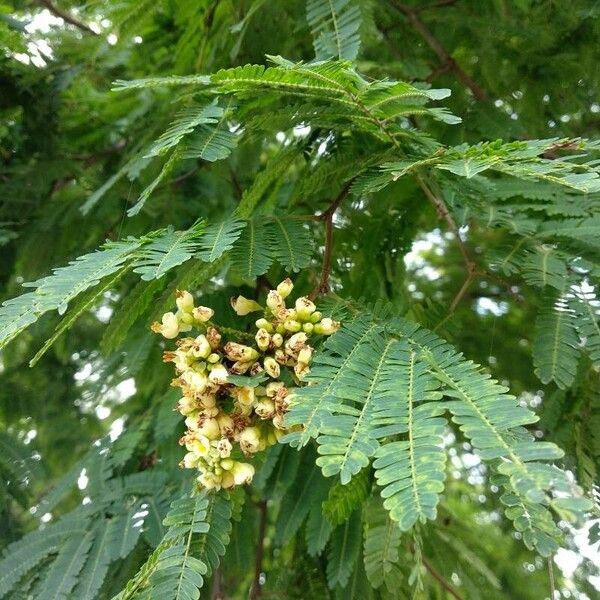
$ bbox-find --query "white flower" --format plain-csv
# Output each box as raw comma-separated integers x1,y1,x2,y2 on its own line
266,290,285,314
314,318,340,335
238,427,261,454
192,305,214,323
181,370,208,394
190,434,211,457
297,346,313,365
254,398,276,419
198,418,221,440
263,357,280,379
181,452,199,469
192,335,212,359
217,438,233,458
295,297,316,321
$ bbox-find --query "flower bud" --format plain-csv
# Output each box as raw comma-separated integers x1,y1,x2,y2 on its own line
286,332,308,355
217,438,233,458
266,290,285,314
303,322,314,334
272,414,286,430
221,471,235,489
297,346,313,365
295,297,316,321
221,458,234,471
208,364,229,384
206,327,221,350
310,311,322,323
274,349,295,366
284,319,302,333
176,290,195,313
255,328,271,351
185,415,200,430
207,352,220,364
151,312,180,339
314,318,340,335
276,278,293,299
193,305,214,323
255,398,276,419
255,319,273,334
231,461,255,485
224,342,259,362
177,396,197,415
178,311,194,327
198,472,220,490
198,418,221,440
231,295,263,316
271,333,283,348
275,324,286,335
198,394,217,409
250,361,264,376
239,427,261,454
192,335,212,359
263,357,281,379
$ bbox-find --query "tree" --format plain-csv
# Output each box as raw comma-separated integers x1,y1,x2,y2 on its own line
0,1,599,598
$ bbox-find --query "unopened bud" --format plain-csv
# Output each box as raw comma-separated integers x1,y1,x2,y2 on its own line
192,305,214,323
271,333,283,348
303,322,314,334
207,353,220,364
297,346,313,365
255,328,271,351
294,362,310,379
264,357,281,379
310,311,322,323
182,370,208,393
176,290,195,313
221,471,235,489
266,290,285,314
182,452,200,469
266,381,285,398
284,319,302,332
230,360,253,374
255,318,274,333
231,295,263,316
217,413,235,436
198,472,220,490
295,297,316,321
221,458,234,471
276,278,293,299
198,418,221,440
314,318,340,335
231,461,255,485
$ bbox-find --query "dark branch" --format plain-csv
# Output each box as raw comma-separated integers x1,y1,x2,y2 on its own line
311,181,353,299
38,1,98,35
249,500,267,600
390,1,488,100
422,556,465,600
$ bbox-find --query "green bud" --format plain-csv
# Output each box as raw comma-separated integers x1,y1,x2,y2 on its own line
255,318,274,333
310,311,322,323
303,322,314,334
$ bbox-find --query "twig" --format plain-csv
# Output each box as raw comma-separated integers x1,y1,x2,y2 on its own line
249,500,267,600
390,1,488,100
422,556,465,600
548,558,556,600
415,0,457,11
211,566,224,600
38,0,98,35
311,182,353,299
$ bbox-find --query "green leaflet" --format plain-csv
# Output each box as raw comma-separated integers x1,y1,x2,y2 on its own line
326,509,362,589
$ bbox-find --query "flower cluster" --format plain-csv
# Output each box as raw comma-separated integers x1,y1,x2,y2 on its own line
152,279,340,491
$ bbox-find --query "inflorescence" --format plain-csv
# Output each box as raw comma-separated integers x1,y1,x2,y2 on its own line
152,279,340,491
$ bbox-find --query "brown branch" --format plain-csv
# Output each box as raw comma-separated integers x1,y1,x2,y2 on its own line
38,1,98,35
415,0,458,11
311,181,353,299
249,500,267,600
390,1,488,100
422,556,465,600
211,566,224,600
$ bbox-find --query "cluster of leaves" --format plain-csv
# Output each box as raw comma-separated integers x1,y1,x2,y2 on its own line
1,0,600,598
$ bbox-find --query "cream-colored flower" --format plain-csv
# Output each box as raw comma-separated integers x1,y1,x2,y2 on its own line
198,471,221,490
216,438,233,458
255,398,276,419
255,318,274,333
224,342,259,362
297,346,313,365
255,328,271,351
181,452,200,469
271,333,283,348
265,381,285,398
314,318,340,335
181,370,208,394
151,312,180,339
198,418,221,440
238,426,261,454
266,290,285,314
236,386,255,407
231,295,263,316
295,297,316,321
190,434,211,457
231,461,255,485
193,305,214,323
208,364,229,384
216,412,235,436
263,357,281,379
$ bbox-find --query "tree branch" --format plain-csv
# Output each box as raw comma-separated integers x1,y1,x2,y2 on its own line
249,500,267,600
422,556,465,600
311,181,353,299
38,1,98,35
390,1,488,100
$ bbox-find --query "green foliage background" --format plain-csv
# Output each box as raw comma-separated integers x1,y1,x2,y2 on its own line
0,1,599,598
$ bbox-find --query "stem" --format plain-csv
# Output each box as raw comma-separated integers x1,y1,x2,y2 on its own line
38,0,98,35
390,1,488,100
249,500,267,600
311,182,353,298
211,566,223,600
548,558,556,599
422,556,465,600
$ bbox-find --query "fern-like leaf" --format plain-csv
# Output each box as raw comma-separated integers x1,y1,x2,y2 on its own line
196,218,246,262
306,0,362,61
322,468,369,527
230,218,274,279
267,216,314,272
326,509,362,590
